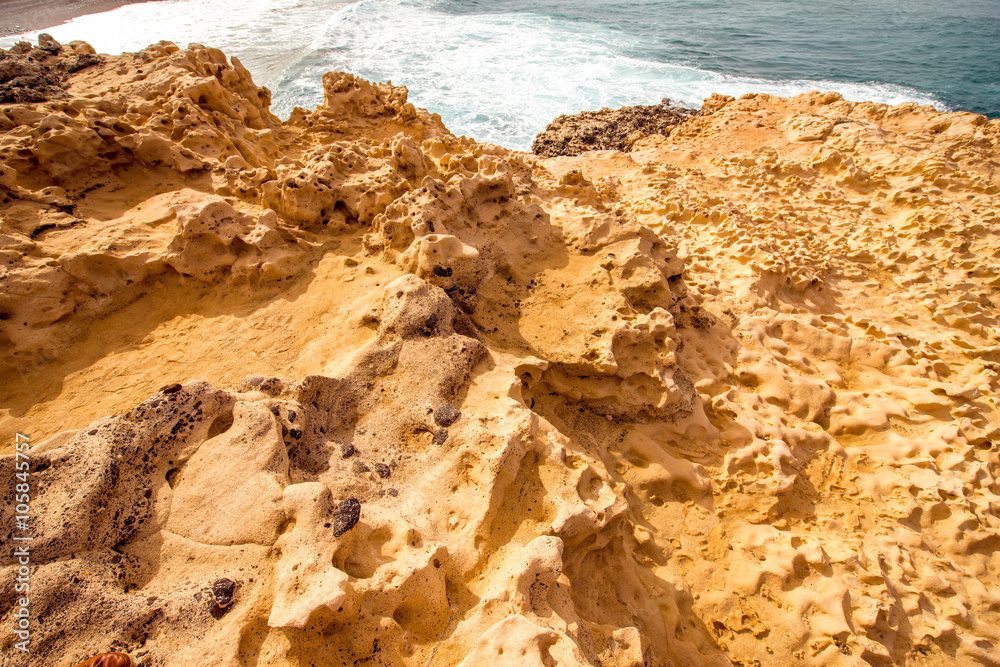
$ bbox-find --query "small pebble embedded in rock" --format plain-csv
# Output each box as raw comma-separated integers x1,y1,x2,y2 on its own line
160,383,182,394
374,463,391,478
434,403,461,426
352,460,370,474
333,497,361,537
212,578,236,608
340,441,355,458
433,429,449,445
206,577,238,619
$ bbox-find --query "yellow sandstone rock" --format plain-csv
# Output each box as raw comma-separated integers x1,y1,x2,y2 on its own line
0,36,998,667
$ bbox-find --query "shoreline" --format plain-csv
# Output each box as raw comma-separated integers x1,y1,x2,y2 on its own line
0,0,165,38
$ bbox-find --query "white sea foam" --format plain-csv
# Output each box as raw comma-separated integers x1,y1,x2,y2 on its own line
2,0,949,150
274,0,947,148
0,0,349,88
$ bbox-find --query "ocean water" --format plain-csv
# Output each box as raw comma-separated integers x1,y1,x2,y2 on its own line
3,0,997,150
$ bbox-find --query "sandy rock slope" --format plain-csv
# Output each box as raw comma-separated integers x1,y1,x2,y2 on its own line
1,38,999,667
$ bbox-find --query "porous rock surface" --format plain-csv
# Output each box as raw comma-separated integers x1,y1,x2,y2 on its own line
0,36,999,667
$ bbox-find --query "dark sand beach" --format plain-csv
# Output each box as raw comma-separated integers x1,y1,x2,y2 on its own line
0,0,162,36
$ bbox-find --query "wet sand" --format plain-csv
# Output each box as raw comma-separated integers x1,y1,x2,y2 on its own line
0,0,163,37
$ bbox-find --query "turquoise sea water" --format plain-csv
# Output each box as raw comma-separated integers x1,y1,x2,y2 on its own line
3,0,997,150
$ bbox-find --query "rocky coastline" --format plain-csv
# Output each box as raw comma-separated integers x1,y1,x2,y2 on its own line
1,35,999,667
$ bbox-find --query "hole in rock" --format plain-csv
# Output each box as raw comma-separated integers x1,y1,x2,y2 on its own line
166,468,180,489
208,412,234,439
333,527,393,579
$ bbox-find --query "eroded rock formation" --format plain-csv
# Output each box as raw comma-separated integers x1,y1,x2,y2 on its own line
1,37,999,667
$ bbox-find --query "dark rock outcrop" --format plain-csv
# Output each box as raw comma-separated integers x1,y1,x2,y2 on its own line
531,100,698,157
0,34,102,104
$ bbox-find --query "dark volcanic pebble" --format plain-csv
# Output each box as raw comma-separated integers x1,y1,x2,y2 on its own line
433,429,449,445
206,578,238,619
209,602,232,620
352,460,370,474
333,498,361,537
340,441,355,458
374,463,391,479
434,403,461,427
387,488,398,497
212,578,236,608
